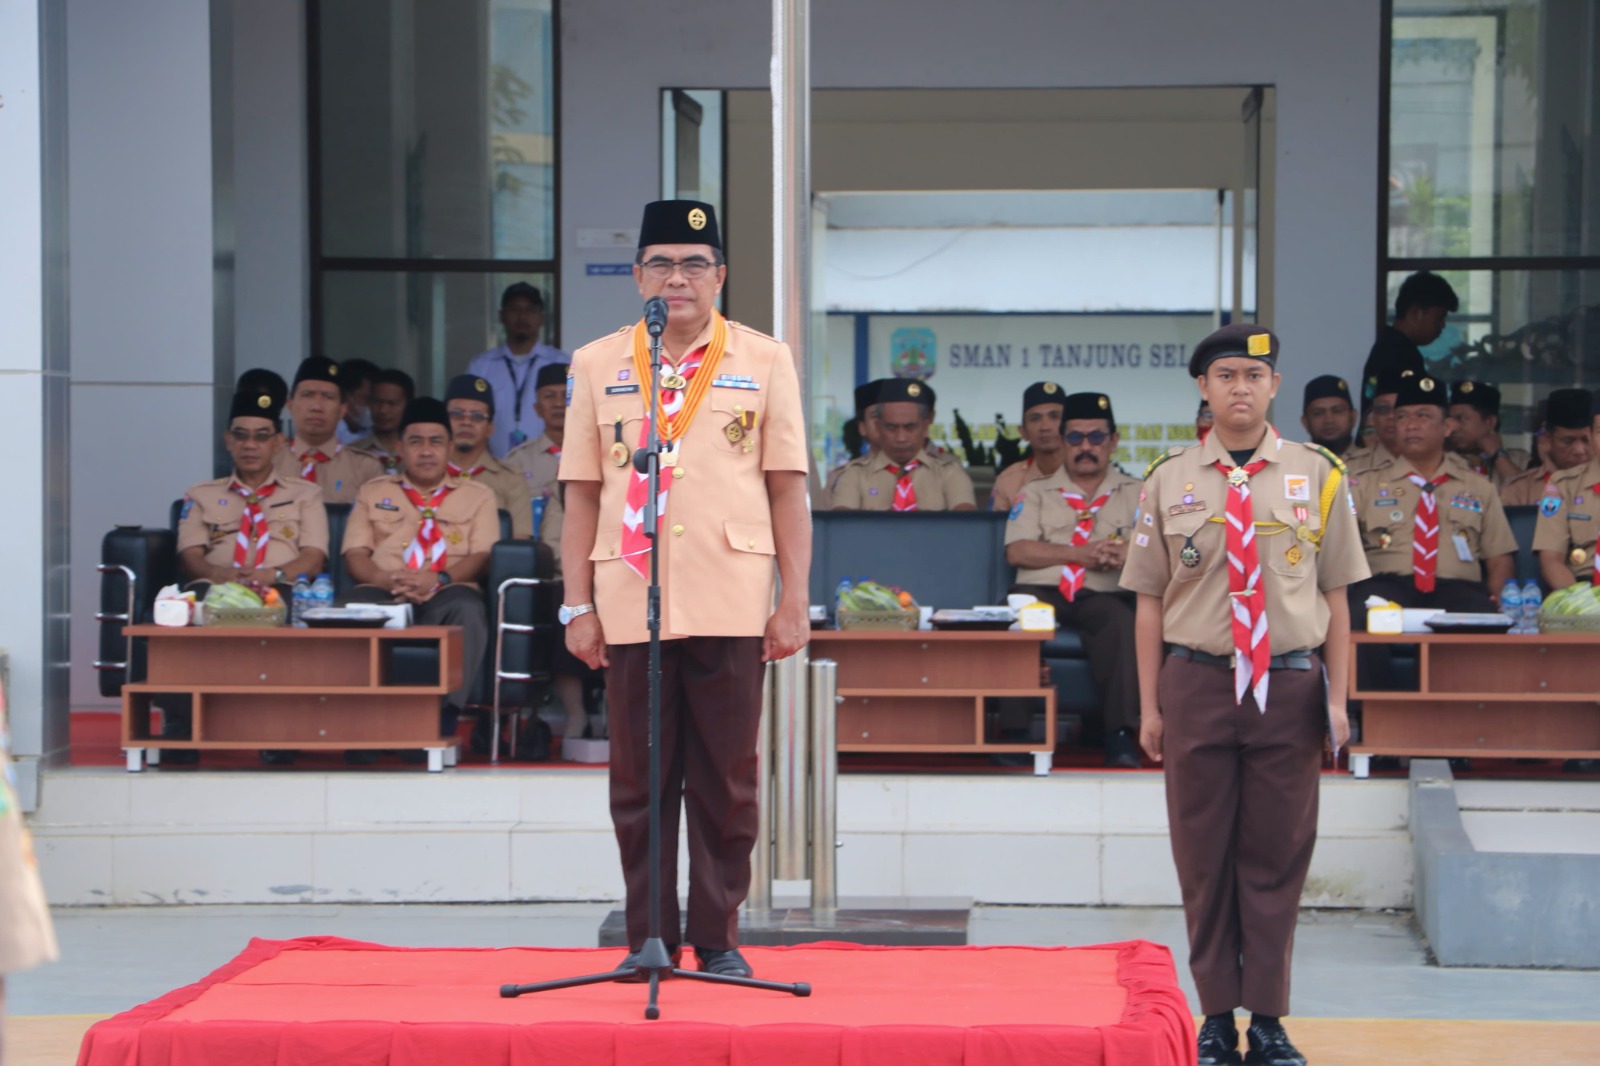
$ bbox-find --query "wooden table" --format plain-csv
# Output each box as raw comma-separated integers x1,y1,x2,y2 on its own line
122,625,465,772
1348,631,1600,777
808,629,1057,775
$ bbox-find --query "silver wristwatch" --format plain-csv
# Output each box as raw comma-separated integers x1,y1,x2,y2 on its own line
558,602,596,625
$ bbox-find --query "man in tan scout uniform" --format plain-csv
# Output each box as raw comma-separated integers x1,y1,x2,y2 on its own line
1006,389,1142,768
345,397,499,755
177,390,329,590
1343,367,1409,475
348,369,415,476
1121,323,1368,1066
504,362,571,504
1534,390,1600,589
441,373,534,539
1448,380,1529,491
830,378,975,510
560,199,810,981
276,356,384,505
990,381,1071,510
1348,373,1517,616
1504,388,1593,507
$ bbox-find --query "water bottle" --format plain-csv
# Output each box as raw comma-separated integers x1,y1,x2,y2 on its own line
311,573,335,614
1520,580,1543,635
1500,580,1522,632
290,575,312,627
532,495,547,540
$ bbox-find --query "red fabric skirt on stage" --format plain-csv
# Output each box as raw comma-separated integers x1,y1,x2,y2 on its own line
77,937,1194,1066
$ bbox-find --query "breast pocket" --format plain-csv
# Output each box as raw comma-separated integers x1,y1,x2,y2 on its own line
709,392,764,454
1446,502,1485,557
1162,509,1219,581
1265,506,1318,577
596,400,646,465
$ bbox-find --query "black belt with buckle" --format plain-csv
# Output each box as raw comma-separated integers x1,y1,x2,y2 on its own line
1166,644,1315,671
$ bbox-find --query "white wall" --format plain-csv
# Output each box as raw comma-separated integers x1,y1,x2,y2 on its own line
561,0,1382,411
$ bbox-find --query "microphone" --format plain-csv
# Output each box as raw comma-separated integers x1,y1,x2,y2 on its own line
644,296,669,337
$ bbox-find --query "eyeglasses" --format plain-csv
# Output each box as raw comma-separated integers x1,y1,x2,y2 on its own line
639,257,721,280
1064,431,1111,446
227,428,277,444
447,408,491,423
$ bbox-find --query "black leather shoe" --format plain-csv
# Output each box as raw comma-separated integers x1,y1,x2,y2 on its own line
1104,729,1141,769
1245,1020,1306,1066
616,944,681,983
695,946,753,978
1196,1015,1242,1065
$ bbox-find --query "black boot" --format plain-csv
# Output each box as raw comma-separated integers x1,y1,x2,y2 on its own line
1196,1014,1242,1066
1245,1019,1306,1066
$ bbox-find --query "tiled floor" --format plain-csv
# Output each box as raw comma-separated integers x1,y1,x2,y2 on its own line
8,903,1599,1064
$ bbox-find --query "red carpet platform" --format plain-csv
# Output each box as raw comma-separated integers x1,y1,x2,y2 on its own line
77,937,1193,1065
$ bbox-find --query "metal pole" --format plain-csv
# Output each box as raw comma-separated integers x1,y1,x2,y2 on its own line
772,0,810,382
808,658,838,915
771,647,810,879
746,664,774,911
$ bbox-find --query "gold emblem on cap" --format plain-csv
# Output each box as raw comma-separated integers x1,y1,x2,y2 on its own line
328,364,338,377
1571,547,1588,567
474,378,487,393
687,207,707,230
1400,369,1416,379
1337,380,1348,391
1460,381,1475,394
907,382,922,397
257,394,271,409
1043,382,1058,394
1247,333,1271,357
1097,396,1109,410
1420,378,1435,392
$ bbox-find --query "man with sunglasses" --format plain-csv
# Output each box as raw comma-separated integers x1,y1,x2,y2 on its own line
1005,389,1143,767
442,373,534,539
990,381,1069,511
467,283,569,457
831,378,975,510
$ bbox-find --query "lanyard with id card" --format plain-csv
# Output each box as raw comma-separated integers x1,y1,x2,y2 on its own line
1452,530,1474,563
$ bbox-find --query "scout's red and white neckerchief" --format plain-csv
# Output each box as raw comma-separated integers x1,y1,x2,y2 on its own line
447,460,488,480
1057,488,1111,602
230,479,277,569
619,313,729,579
291,440,336,482
1213,454,1272,710
887,461,921,511
1406,471,1451,592
401,482,453,571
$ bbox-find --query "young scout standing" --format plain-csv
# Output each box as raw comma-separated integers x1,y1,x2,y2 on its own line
1121,323,1369,1066
559,200,811,980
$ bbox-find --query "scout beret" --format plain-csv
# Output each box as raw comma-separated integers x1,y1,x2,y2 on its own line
1022,381,1067,415
229,389,282,427
1302,375,1351,410
235,367,288,410
292,355,341,392
1188,323,1279,377
854,380,883,420
638,199,722,251
1062,391,1115,430
445,373,494,415
1372,366,1417,398
1394,373,1447,411
1544,387,1593,431
1449,380,1500,416
400,396,453,435
536,362,569,391
876,377,935,411
501,282,544,308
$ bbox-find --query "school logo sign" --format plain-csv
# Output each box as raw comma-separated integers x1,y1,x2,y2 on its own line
890,327,936,381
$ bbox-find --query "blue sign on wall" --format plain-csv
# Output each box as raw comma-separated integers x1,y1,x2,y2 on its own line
585,263,633,276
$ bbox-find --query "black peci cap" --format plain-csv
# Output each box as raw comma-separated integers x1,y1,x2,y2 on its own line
229,389,282,427
1021,381,1067,415
236,368,288,410
1188,323,1279,377
1394,373,1447,411
536,362,568,391
501,282,544,309
1062,391,1115,430
292,356,341,392
876,377,935,412
400,397,453,436
1372,366,1417,399
1544,388,1594,431
637,200,722,251
1449,380,1501,416
854,380,883,420
1303,375,1351,410
445,374,494,416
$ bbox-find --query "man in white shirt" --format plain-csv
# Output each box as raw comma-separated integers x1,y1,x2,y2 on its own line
466,282,569,457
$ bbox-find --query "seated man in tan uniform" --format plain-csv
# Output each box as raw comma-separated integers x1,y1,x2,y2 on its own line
276,356,384,504
1448,380,1529,490
344,397,499,761
1005,390,1142,767
990,381,1071,510
348,368,415,476
825,380,885,502
504,361,570,509
830,378,975,510
443,373,534,538
1503,388,1593,507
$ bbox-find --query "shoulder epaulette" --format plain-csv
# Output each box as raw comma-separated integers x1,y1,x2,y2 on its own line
1302,441,1348,476
1143,445,1186,479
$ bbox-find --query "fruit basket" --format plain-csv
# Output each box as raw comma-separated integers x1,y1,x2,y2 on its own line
1538,583,1600,633
201,580,286,627
202,603,287,628
836,607,919,631
834,578,919,630
1538,612,1600,634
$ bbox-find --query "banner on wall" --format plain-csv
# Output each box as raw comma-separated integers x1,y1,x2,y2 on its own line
819,313,1219,474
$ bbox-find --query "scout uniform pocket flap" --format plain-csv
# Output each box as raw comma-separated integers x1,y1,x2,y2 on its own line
724,520,775,555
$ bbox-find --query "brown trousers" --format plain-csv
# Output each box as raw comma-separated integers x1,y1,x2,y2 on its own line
1013,584,1140,734
607,636,764,951
1161,653,1325,1017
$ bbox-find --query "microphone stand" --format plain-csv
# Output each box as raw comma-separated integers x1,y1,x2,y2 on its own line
500,302,811,1019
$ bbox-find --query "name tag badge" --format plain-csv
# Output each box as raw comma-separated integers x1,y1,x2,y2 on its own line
605,384,640,395
1283,474,1311,501
1452,531,1474,562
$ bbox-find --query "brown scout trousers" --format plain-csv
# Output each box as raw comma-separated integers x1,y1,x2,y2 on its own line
1160,653,1325,1017
606,636,764,952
